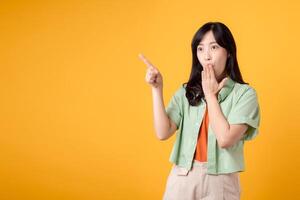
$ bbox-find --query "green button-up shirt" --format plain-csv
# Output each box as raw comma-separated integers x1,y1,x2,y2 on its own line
165,77,261,175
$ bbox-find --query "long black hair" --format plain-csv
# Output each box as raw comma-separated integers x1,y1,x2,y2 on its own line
183,22,248,106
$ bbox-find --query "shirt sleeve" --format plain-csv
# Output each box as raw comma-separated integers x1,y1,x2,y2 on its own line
165,86,183,129
227,87,261,141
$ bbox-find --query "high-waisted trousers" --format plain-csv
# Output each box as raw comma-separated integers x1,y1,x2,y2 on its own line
162,160,241,200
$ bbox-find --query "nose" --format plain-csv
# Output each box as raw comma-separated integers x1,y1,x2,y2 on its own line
204,50,212,61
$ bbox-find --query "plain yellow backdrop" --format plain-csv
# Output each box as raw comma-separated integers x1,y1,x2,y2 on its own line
0,0,299,199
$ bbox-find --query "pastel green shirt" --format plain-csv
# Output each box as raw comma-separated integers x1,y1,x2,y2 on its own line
165,77,261,175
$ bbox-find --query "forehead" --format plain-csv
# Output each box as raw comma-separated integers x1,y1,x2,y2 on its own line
198,31,216,46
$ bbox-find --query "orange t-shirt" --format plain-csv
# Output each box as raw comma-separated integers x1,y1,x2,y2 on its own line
194,107,209,162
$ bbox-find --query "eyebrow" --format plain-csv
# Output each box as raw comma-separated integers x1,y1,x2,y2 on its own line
198,41,217,46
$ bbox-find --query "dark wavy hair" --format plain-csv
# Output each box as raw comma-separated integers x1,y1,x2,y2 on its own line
182,22,248,106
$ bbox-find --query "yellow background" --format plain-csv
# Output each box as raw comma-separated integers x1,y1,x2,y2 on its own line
0,0,299,199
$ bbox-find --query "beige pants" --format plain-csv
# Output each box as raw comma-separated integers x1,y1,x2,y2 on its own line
162,160,241,200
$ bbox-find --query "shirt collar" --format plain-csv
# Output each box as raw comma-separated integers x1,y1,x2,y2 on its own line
201,76,235,104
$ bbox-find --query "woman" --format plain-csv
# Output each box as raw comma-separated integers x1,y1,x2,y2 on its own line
139,22,260,200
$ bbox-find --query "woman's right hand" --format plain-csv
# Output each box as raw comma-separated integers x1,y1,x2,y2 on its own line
138,53,163,89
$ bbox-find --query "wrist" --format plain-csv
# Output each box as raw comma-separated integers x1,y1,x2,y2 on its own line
205,93,217,100
152,86,163,94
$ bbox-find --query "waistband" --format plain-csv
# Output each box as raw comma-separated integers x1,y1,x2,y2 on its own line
173,160,208,176
192,160,208,169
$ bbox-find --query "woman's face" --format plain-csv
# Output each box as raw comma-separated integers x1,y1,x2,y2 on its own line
197,30,229,82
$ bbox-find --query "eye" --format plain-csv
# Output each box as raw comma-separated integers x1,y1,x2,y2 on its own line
211,45,219,50
197,47,202,51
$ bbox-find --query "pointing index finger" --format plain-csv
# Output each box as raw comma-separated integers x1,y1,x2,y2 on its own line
138,53,154,68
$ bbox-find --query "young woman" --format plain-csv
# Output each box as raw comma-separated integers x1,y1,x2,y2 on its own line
139,22,260,200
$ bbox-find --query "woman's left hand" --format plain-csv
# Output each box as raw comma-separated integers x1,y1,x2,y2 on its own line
201,64,228,99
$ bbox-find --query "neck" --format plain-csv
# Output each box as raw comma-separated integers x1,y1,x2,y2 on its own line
217,73,228,83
